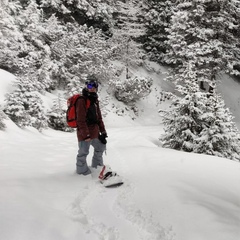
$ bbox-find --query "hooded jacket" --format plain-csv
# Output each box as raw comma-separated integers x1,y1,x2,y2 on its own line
75,88,106,141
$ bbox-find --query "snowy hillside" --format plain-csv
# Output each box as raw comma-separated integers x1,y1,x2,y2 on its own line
0,69,240,240
217,74,240,130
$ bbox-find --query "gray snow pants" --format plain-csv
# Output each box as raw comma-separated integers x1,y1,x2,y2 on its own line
76,138,106,175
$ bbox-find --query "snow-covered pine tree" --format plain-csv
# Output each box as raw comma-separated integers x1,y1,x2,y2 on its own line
9,1,45,74
140,0,174,63
39,0,114,35
25,91,48,131
0,1,62,90
165,0,240,85
161,61,240,161
3,82,30,128
3,78,48,130
161,61,206,151
15,2,67,91
160,0,240,160
110,0,146,79
218,0,240,76
0,0,26,73
193,93,240,161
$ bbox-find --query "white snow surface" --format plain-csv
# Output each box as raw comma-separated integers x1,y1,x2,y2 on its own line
0,69,17,104
1,69,240,240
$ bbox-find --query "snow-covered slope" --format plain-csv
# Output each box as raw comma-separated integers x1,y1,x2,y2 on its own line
0,68,240,240
217,74,240,130
0,69,17,105
1,119,240,240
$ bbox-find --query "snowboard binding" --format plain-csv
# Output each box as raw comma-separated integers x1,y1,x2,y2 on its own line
98,165,123,187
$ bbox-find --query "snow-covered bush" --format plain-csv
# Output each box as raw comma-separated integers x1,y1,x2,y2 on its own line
46,95,71,132
113,76,153,103
47,111,70,132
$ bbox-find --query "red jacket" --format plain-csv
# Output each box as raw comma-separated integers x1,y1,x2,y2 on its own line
75,94,106,141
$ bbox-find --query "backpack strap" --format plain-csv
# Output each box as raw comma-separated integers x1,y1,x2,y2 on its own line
86,98,91,109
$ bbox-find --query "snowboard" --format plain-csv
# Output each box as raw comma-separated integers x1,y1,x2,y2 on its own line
99,168,124,188
100,174,124,188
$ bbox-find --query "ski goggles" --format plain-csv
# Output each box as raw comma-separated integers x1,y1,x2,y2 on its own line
86,81,98,89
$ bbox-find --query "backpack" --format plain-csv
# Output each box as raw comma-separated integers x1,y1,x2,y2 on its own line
66,94,90,128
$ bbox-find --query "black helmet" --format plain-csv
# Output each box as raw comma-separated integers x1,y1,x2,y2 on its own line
86,74,97,82
85,75,98,89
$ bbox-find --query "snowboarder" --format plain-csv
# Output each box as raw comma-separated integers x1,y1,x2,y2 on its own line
75,75,108,175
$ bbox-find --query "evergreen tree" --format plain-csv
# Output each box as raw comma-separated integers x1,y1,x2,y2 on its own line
140,0,174,63
161,0,240,160
3,78,48,130
15,2,67,90
161,61,240,161
219,0,240,76
1,1,43,74
39,0,114,35
193,94,240,160
0,0,26,73
110,0,146,79
3,82,30,128
25,91,48,131
0,1,67,90
165,0,240,87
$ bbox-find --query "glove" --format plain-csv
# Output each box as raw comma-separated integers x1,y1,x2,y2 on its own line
98,132,108,144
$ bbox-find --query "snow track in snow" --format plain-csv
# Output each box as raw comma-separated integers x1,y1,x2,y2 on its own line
113,184,175,240
67,177,174,240
109,139,175,240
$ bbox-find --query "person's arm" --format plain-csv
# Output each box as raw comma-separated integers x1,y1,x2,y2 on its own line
97,101,106,135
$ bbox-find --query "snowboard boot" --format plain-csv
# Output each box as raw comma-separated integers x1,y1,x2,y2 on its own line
98,165,123,187
99,165,117,181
